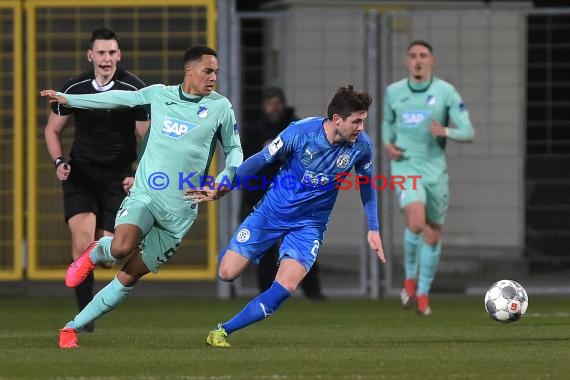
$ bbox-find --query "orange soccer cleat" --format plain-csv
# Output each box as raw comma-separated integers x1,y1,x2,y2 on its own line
58,328,79,349
65,242,97,288
416,294,432,316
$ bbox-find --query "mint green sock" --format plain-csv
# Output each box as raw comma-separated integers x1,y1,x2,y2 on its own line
65,276,133,331
90,236,116,264
403,228,421,279
417,241,441,295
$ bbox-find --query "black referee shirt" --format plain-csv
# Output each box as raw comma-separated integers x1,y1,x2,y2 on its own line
52,68,149,169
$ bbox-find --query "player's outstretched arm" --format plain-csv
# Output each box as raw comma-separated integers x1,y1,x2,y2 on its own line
368,231,385,263
40,89,68,105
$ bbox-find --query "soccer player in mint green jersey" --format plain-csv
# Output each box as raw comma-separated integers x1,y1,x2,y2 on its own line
41,45,243,349
382,40,474,316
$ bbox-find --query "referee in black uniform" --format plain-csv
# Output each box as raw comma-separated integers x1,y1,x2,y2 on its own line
44,28,150,332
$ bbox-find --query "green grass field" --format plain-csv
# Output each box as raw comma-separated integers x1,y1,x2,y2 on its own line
0,295,569,379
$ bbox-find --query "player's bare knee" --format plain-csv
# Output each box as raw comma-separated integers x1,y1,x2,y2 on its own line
408,223,424,235
217,266,238,282
423,225,442,245
110,239,136,259
424,235,441,246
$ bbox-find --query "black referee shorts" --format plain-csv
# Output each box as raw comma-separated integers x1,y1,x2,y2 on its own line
62,162,131,233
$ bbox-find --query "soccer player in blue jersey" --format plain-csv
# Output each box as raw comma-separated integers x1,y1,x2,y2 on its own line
41,45,243,349
193,85,385,347
382,41,474,316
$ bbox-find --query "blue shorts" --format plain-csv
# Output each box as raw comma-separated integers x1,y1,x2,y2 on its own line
228,211,323,272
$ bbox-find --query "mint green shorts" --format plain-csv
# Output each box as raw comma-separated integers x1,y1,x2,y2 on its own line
395,174,449,225
115,193,197,273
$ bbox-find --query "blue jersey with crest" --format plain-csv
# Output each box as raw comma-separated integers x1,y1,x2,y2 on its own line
254,116,373,229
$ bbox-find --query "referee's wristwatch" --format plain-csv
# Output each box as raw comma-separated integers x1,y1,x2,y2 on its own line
54,156,67,169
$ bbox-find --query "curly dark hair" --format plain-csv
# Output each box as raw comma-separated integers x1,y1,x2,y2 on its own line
327,85,372,119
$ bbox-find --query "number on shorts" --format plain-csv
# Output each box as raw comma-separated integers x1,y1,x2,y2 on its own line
310,240,320,257
157,247,176,264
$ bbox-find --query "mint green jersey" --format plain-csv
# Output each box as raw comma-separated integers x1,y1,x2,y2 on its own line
382,77,474,182
61,84,243,218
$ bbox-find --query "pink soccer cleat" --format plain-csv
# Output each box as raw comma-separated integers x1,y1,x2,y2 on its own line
65,242,97,288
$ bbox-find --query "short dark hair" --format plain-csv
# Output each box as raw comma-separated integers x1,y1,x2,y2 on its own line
89,28,118,49
263,87,286,103
407,40,433,53
183,45,218,66
327,85,372,120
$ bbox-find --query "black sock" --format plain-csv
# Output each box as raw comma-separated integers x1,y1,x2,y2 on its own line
74,271,95,331
74,271,94,310
257,245,279,293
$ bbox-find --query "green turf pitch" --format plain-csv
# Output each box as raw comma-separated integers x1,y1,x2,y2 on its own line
0,295,568,379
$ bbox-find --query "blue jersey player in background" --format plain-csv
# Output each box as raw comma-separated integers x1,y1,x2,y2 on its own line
189,85,386,347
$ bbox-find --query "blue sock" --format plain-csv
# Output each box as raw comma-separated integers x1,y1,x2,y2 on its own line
64,276,133,331
90,236,116,265
221,281,292,334
417,241,441,295
403,228,421,280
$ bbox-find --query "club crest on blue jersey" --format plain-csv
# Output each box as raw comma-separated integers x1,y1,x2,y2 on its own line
233,123,239,134
336,154,350,169
161,116,198,138
197,106,208,118
459,102,466,112
426,95,436,105
402,110,430,128
236,228,251,242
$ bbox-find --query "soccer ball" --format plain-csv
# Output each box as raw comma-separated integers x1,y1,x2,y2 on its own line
484,279,528,323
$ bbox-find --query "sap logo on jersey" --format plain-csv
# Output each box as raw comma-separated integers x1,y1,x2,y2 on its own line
161,116,198,138
402,110,430,128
